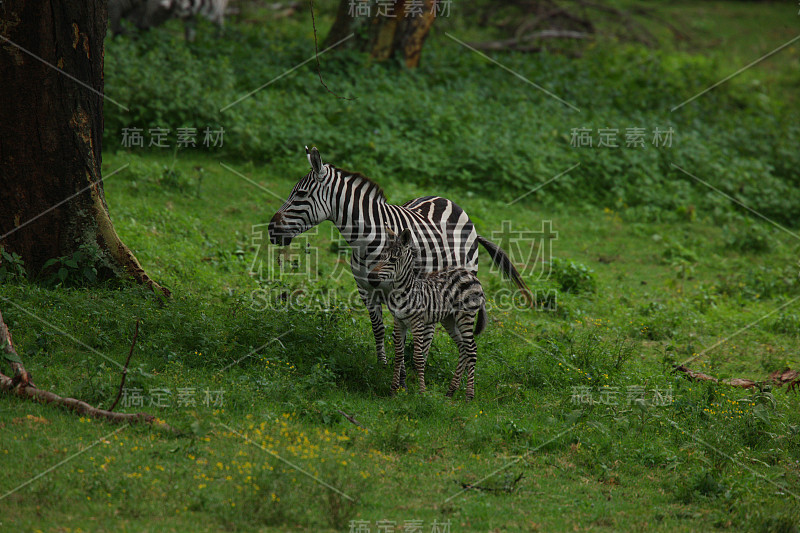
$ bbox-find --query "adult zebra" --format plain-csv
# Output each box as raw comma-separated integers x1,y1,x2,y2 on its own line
268,147,532,369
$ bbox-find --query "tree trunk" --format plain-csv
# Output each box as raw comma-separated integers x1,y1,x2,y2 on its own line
1,308,30,386
0,1,169,296
324,0,438,68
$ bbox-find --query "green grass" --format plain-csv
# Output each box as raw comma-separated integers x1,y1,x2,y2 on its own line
2,151,799,532
3,2,800,532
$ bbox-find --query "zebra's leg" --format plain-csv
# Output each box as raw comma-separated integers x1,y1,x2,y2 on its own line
395,318,408,389
358,286,387,364
390,321,408,396
446,355,469,399
442,316,461,344
183,17,197,41
443,316,464,398
411,323,435,395
447,312,478,401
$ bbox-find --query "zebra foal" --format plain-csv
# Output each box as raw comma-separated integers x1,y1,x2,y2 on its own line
373,227,486,401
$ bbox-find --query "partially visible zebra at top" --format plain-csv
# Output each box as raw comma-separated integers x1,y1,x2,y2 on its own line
110,0,231,41
268,147,534,386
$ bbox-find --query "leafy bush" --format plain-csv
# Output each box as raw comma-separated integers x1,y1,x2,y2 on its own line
0,246,26,282
675,470,727,503
103,28,800,224
39,243,103,287
722,219,772,254
549,258,596,294
717,263,800,301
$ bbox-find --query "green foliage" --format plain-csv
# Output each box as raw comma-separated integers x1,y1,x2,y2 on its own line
39,243,103,287
549,257,596,294
658,234,698,264
717,263,800,302
496,327,632,390
123,153,202,195
103,28,800,224
768,313,800,336
5,6,800,531
723,218,773,254
0,246,26,282
675,470,727,503
371,419,418,453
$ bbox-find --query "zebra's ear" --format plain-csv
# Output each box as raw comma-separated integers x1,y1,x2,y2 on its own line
305,146,323,178
399,228,413,247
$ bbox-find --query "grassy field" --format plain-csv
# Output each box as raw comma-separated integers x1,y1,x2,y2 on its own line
2,2,800,532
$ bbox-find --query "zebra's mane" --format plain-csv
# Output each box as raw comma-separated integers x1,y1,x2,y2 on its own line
333,166,387,202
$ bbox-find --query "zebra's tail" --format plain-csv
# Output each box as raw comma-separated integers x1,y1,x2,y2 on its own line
475,301,487,336
476,235,535,309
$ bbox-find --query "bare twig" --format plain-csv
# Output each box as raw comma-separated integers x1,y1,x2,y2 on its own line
309,0,354,100
337,409,366,429
108,319,140,412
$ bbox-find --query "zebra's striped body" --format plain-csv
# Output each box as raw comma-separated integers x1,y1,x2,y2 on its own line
268,148,530,385
167,0,229,40
111,0,228,39
373,228,486,401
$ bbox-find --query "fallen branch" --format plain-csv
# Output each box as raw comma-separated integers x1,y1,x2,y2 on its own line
770,368,800,392
108,318,140,412
674,365,800,391
0,371,180,434
337,409,366,429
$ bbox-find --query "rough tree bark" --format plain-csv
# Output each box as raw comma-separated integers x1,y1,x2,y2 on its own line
324,0,439,68
0,1,169,296
0,1,171,428
1,308,30,386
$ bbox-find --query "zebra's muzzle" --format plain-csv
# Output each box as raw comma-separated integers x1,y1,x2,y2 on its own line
268,212,293,246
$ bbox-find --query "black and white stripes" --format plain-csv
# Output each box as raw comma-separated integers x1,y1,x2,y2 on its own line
373,227,486,401
268,147,531,374
167,0,229,40
109,0,228,39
